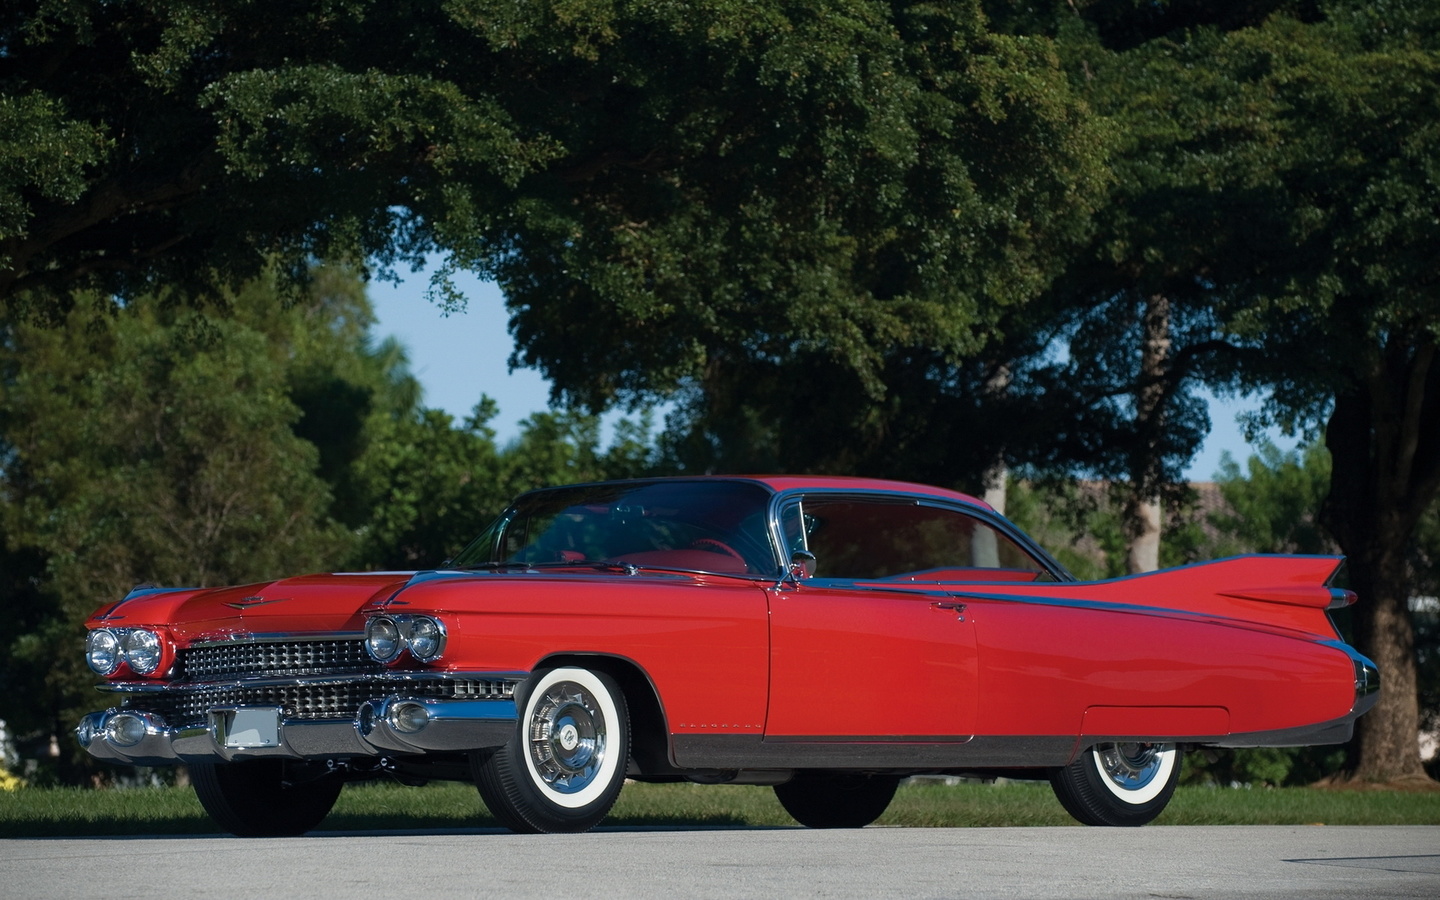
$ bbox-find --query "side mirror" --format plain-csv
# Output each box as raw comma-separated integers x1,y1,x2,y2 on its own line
788,550,816,581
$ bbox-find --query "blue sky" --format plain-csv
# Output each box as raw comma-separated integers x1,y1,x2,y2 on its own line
367,269,1296,482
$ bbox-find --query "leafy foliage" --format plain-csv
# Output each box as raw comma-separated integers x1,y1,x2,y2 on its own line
0,265,657,782
0,274,352,779
1,0,1107,418
998,0,1440,782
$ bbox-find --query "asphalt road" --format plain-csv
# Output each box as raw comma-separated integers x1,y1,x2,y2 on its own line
3,825,1437,899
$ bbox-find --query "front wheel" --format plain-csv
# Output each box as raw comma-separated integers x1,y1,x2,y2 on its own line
774,772,900,828
1050,742,1182,826
473,666,630,833
190,759,343,837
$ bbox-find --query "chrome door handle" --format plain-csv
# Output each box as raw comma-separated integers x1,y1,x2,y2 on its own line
931,601,967,621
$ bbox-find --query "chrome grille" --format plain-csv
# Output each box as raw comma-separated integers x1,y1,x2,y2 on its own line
133,682,378,723
125,678,517,728
178,639,379,680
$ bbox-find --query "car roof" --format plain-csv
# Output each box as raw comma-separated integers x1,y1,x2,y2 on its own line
738,475,993,511
519,475,994,513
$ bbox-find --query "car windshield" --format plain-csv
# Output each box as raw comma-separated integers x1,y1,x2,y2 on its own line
450,480,777,576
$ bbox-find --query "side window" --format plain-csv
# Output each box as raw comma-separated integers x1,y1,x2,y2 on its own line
798,498,1053,582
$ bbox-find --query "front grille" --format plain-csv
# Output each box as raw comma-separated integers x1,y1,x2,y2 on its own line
124,677,517,729
178,638,379,680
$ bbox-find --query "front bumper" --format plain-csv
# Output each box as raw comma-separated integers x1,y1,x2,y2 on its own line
76,674,522,766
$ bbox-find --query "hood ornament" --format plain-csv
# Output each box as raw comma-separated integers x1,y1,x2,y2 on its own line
222,596,287,610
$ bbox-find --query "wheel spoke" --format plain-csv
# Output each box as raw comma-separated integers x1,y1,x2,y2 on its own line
527,682,609,794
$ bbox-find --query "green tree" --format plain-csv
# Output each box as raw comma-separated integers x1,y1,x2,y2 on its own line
345,404,660,570
2,2,1107,443
1211,442,1334,557
1198,1,1440,784
0,262,667,779
1005,478,1127,581
0,277,353,779
1006,0,1440,783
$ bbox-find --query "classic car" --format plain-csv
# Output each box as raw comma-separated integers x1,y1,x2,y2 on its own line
77,476,1378,835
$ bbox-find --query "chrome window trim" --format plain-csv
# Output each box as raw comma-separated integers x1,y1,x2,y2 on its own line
764,488,1073,585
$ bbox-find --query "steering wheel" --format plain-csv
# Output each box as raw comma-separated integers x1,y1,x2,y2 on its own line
690,538,747,566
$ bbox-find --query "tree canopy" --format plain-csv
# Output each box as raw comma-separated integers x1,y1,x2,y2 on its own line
5,0,1440,786
2,0,1107,413
1037,0,1440,781
0,265,657,780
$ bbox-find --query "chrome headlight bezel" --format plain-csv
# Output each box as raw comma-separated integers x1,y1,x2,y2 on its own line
364,615,404,663
364,614,447,664
86,626,169,677
123,629,163,674
85,629,123,676
407,616,447,663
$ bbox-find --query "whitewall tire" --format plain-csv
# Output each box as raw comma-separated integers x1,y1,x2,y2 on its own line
474,666,630,833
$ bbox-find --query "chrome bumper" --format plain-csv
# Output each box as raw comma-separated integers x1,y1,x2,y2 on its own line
77,694,518,766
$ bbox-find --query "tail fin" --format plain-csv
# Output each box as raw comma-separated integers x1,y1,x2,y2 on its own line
956,555,1348,638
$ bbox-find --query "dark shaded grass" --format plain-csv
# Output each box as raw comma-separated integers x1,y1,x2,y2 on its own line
3,780,1438,838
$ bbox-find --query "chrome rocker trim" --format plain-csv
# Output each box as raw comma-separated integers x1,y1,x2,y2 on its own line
76,673,523,766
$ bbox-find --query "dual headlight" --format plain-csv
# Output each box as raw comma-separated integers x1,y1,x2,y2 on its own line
365,614,447,663
85,628,164,676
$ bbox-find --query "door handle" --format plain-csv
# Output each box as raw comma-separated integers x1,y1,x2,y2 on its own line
931,601,967,621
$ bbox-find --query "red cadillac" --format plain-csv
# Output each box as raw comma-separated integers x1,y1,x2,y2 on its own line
77,476,1378,835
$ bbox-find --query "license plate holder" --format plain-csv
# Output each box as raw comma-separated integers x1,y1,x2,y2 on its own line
220,707,281,749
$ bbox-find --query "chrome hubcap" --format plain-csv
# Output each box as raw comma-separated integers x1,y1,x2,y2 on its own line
1096,742,1164,793
527,681,606,794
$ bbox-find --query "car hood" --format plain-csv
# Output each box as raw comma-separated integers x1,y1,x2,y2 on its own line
94,572,413,644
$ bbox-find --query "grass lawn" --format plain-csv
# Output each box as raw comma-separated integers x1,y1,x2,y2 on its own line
3,779,1439,837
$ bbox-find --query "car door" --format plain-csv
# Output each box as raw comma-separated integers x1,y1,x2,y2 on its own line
764,494,1052,741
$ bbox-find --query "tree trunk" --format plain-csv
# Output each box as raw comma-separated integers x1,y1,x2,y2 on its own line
982,366,1011,515
1125,295,1169,574
1124,495,1161,573
1322,335,1439,784
1345,551,1426,782
983,460,1008,516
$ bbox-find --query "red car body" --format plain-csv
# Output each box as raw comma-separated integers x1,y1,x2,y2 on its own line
78,476,1377,834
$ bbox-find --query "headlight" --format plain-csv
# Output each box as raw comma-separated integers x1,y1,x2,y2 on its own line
365,616,403,662
123,629,162,674
85,629,122,675
407,616,446,662
365,614,447,663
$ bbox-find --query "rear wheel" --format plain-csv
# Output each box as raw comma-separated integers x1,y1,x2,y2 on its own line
190,759,343,837
774,772,900,828
474,666,630,834
1050,742,1182,826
